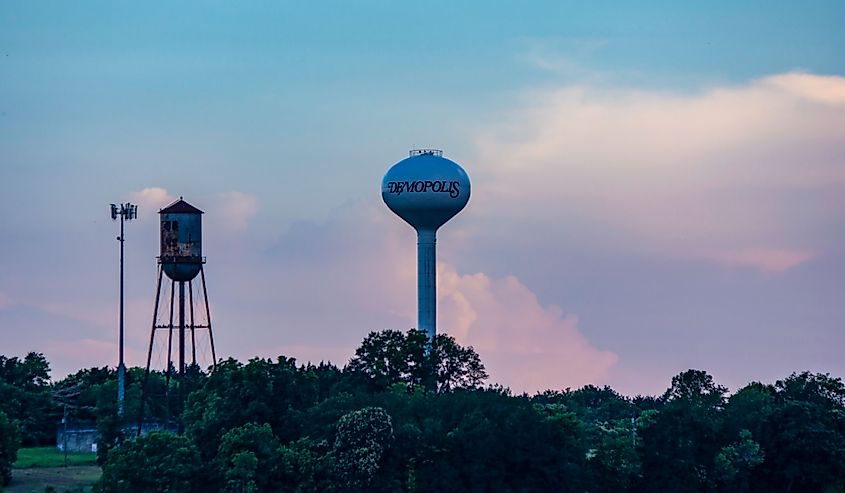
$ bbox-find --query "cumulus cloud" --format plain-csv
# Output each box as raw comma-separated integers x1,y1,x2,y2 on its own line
126,186,258,236
210,200,616,393
129,187,176,214
765,72,845,105
214,191,259,233
473,72,845,273
10,72,843,392
439,268,617,392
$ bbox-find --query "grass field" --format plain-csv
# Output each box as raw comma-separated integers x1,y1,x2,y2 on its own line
7,448,99,492
5,466,100,493
13,447,97,469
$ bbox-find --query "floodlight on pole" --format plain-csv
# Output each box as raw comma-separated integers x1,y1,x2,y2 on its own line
111,202,137,417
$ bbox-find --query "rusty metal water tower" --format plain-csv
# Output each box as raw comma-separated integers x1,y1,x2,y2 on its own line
137,197,216,434
382,149,471,341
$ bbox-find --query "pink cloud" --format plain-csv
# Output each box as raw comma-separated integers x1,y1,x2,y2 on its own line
193,201,617,394
764,72,845,105
213,191,259,233
129,187,176,213
258,256,619,393
708,247,816,273
473,72,845,262
438,267,617,393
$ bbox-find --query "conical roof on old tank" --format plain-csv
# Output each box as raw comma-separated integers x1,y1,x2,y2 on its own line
159,198,204,215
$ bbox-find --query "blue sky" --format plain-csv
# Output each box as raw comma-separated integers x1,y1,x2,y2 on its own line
1,2,843,394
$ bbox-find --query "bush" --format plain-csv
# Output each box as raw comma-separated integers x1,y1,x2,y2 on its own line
96,432,201,493
0,410,21,486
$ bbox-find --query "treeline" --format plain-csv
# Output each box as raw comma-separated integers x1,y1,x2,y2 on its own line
1,329,844,492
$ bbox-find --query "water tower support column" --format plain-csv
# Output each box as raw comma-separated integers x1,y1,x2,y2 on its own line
201,267,217,367
178,281,186,433
417,229,437,340
189,281,196,366
164,281,175,425
165,281,175,393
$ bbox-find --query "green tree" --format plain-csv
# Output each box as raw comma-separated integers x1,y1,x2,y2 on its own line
331,407,394,491
429,333,487,392
277,438,334,493
538,385,635,424
224,451,258,493
216,423,281,492
183,356,320,462
535,386,638,491
0,410,21,487
639,369,727,492
419,391,587,492
10,341,845,493
347,329,487,392
0,352,56,445
713,429,763,493
586,418,641,492
749,372,845,493
97,431,202,493
51,366,113,422
723,382,776,441
347,330,409,391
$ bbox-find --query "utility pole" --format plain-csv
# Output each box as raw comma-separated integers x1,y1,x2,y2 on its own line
53,383,81,464
62,404,68,466
111,202,137,417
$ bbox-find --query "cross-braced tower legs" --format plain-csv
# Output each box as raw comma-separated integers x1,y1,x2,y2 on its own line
137,264,216,436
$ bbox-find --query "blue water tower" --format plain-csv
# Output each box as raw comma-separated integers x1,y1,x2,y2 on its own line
138,197,216,436
382,150,471,341
159,198,203,282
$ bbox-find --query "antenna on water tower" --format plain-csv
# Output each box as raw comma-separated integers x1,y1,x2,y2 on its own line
382,149,471,342
137,198,217,436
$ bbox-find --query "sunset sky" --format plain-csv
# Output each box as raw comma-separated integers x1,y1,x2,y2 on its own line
1,1,843,395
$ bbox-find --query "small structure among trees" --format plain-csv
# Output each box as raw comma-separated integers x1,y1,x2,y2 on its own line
56,420,97,453
56,421,176,453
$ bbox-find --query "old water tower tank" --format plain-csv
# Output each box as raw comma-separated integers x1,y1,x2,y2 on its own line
159,198,203,282
382,149,471,341
140,196,216,435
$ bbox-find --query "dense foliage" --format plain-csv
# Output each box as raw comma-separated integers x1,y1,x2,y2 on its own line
97,431,202,492
0,410,21,486
0,352,56,446
2,329,844,491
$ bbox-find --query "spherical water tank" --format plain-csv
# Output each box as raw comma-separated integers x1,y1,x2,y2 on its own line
159,198,203,282
381,150,471,342
382,150,471,232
